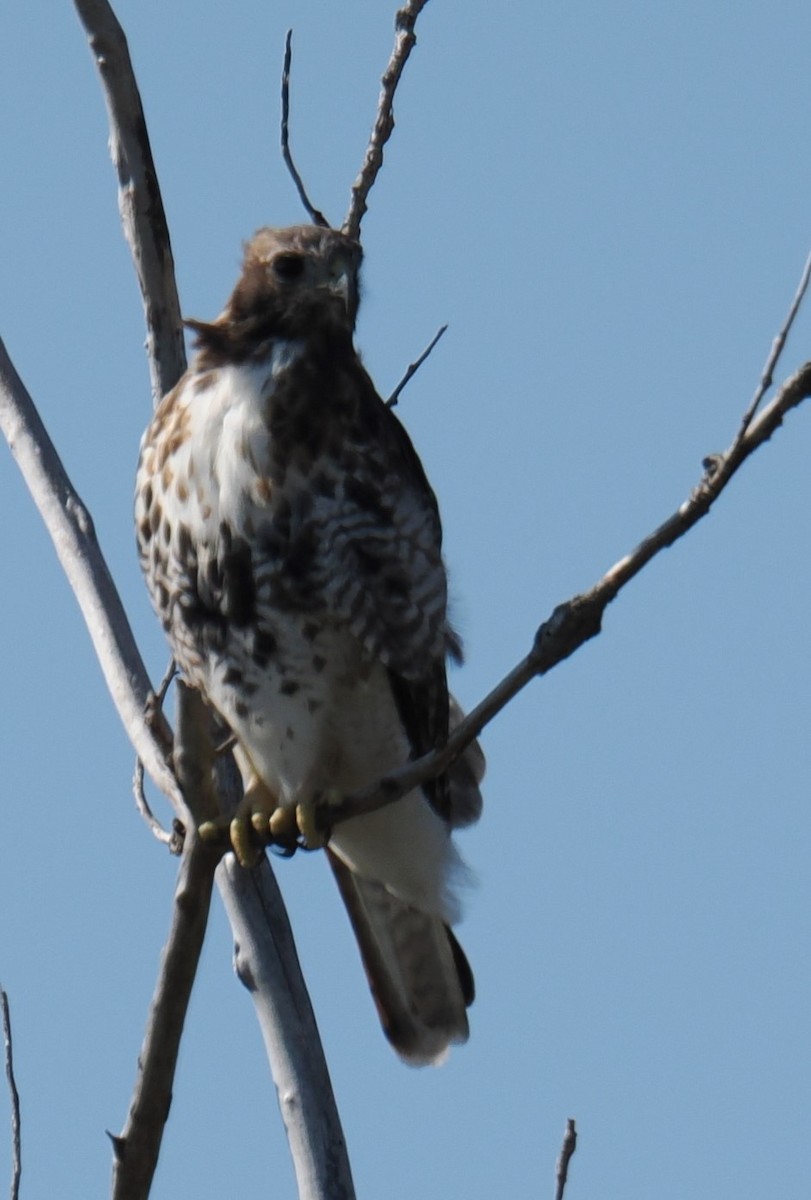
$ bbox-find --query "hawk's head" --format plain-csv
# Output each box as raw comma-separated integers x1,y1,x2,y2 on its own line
228,225,362,335
186,225,363,363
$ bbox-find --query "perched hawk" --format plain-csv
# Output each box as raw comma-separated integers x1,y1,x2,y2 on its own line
135,225,483,1064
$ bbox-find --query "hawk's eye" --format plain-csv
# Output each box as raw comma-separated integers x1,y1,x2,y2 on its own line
272,253,306,281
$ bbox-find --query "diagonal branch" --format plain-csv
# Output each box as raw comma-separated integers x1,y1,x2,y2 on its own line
0,339,186,823
198,337,811,857
387,323,448,407
323,340,811,829
343,0,430,241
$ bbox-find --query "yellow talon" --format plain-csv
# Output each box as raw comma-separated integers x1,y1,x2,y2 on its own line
230,813,262,868
199,767,334,860
198,820,220,842
296,800,327,850
269,806,298,840
227,772,280,867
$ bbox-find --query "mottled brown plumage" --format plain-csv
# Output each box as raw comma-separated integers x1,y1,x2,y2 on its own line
135,225,483,1063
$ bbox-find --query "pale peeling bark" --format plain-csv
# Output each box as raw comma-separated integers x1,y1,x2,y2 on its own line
218,853,355,1200
0,338,185,821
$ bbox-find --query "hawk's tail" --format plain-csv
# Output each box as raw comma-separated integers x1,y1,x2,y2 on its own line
327,849,473,1066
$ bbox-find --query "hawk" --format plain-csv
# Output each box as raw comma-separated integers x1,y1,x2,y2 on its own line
135,225,483,1064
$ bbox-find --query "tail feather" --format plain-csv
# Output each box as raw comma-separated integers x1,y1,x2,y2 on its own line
328,849,472,1066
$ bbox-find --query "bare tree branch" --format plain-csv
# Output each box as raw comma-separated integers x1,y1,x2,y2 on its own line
1,989,21,1200
0,339,186,822
73,0,185,407
343,0,429,241
68,10,240,1191
387,323,448,407
218,851,356,1200
554,1118,577,1200
323,340,811,828
110,832,220,1200
281,31,330,228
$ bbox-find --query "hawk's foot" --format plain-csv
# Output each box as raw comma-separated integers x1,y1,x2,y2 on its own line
198,774,281,867
198,783,335,860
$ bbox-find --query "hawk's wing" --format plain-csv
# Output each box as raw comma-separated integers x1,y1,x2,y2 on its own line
314,369,448,674
307,365,454,813
301,370,481,1062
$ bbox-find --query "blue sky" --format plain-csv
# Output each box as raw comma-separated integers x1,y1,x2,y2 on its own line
2,2,811,1197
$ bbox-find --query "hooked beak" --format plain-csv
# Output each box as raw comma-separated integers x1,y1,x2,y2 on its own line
325,258,358,324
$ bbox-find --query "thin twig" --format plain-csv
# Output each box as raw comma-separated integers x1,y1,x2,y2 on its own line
734,251,811,443
133,656,177,845
1,988,21,1200
132,759,174,847
153,657,177,709
140,655,176,760
343,0,430,241
281,31,329,227
387,324,448,407
555,1119,577,1200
